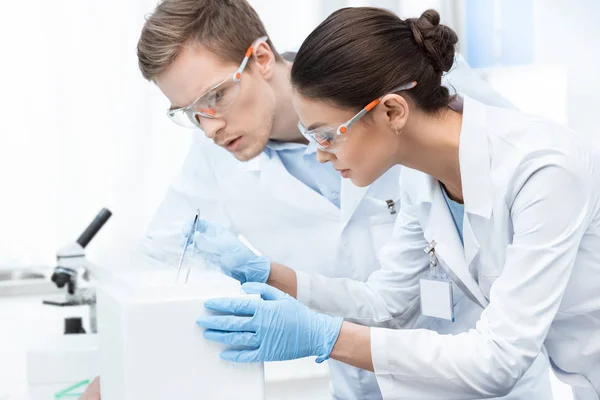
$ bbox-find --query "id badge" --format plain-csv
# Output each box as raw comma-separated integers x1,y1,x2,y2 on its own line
420,241,454,322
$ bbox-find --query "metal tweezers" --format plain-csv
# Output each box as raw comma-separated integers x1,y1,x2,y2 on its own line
176,209,200,284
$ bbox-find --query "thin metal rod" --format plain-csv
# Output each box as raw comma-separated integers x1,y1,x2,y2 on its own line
175,239,190,283
184,210,201,284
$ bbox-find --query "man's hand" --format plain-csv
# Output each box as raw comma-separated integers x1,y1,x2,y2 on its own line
79,376,100,400
182,218,271,284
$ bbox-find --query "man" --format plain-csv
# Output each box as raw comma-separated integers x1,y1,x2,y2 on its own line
83,0,548,398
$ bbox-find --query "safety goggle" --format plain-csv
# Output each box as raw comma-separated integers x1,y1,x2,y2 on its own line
167,36,269,129
297,81,418,153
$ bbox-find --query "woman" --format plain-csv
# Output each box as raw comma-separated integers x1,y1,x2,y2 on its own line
195,7,600,399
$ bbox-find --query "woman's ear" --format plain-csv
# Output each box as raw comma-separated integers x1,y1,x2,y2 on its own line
252,41,276,80
380,94,409,133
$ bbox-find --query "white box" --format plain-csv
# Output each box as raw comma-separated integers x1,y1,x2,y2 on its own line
97,271,265,400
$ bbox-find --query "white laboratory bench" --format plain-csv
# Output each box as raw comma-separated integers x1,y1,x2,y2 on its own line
0,288,331,400
0,279,571,400
0,292,91,400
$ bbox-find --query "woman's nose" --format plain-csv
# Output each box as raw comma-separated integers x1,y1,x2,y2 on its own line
316,149,336,164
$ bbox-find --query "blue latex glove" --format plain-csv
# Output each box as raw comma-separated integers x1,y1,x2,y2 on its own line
181,219,270,284
196,283,343,363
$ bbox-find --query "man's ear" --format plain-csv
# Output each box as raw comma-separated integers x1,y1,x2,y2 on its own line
252,41,276,80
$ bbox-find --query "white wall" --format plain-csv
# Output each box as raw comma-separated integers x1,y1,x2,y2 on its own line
533,0,600,142
0,1,191,268
0,0,461,268
248,0,460,53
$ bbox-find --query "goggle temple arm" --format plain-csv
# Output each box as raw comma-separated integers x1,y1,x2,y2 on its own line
233,36,269,83
337,99,378,136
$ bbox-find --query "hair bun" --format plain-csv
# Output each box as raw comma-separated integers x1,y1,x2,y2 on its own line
419,9,441,26
408,9,457,73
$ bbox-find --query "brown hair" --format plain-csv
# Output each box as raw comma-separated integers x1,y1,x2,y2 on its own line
137,0,282,81
291,8,458,113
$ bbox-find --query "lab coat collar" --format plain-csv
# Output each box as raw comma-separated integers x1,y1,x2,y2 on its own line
340,179,370,229
242,140,369,226
240,142,295,173
252,149,340,219
459,95,493,219
241,155,262,172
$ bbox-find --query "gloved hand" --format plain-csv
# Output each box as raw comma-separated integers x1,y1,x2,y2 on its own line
196,283,343,363
181,218,270,284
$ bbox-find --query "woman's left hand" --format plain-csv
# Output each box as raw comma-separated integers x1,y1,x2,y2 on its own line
196,283,343,363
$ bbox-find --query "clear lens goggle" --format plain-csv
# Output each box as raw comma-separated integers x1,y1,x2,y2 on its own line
167,36,269,129
297,81,417,153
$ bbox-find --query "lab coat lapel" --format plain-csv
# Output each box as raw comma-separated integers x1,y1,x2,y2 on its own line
423,178,489,308
459,96,493,302
256,151,340,219
462,215,481,272
340,178,370,229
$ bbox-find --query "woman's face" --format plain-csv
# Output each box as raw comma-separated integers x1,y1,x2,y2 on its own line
293,92,405,187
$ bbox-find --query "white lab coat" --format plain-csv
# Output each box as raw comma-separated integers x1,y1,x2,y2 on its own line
295,96,600,400
137,58,550,399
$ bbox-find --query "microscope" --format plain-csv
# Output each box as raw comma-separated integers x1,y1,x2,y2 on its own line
43,208,112,334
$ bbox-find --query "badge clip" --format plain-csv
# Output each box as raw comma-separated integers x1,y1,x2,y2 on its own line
386,199,396,215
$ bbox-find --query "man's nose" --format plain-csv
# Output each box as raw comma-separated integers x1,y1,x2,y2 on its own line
200,117,226,140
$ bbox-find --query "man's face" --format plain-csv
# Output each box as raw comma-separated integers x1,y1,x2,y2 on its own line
156,43,275,161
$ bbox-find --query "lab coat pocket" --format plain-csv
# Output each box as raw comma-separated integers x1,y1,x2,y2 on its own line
369,215,396,260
